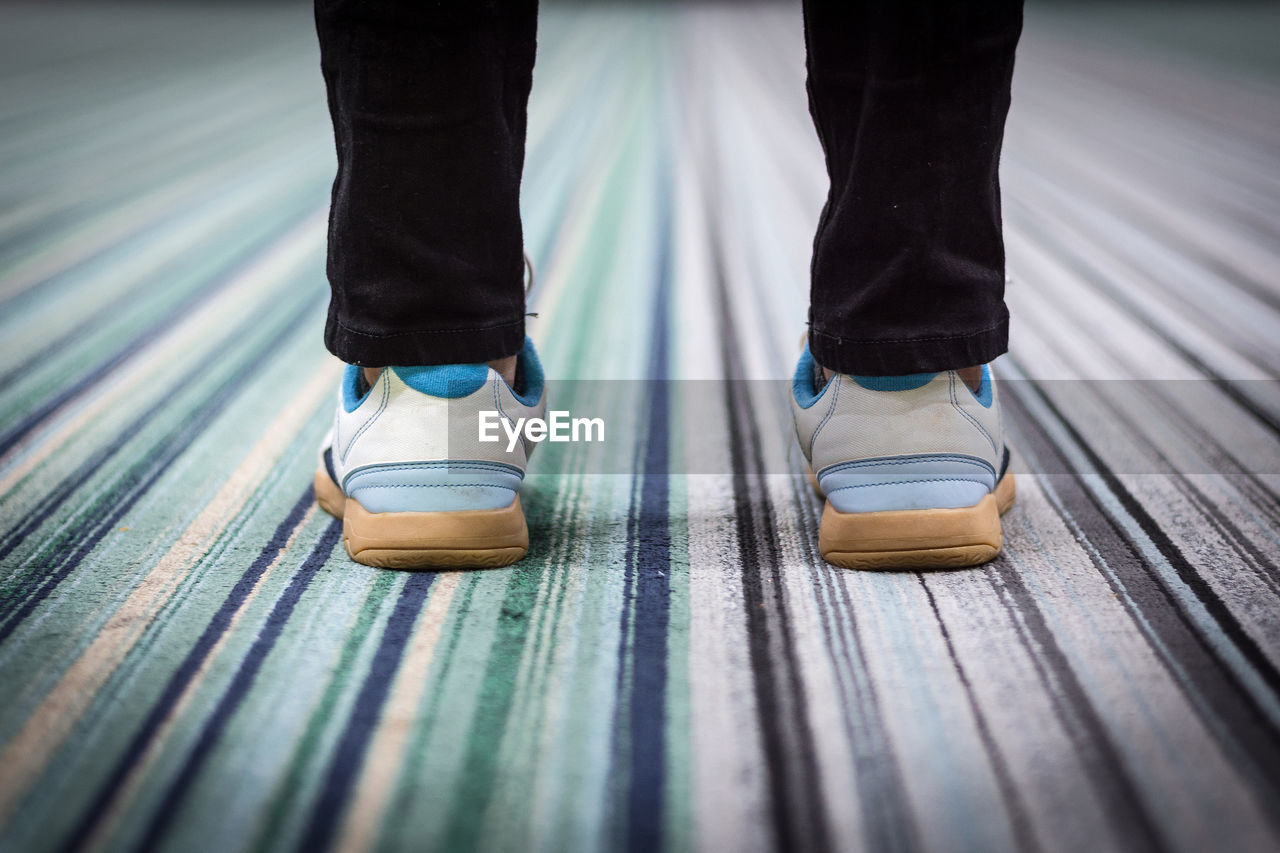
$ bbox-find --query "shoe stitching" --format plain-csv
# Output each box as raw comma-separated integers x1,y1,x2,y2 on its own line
807,374,842,456
826,477,989,492
343,463,523,487
819,455,995,477
492,377,525,456
330,414,340,467
350,483,518,490
339,371,391,465
949,372,998,456
493,376,537,457
342,462,522,493
348,462,523,474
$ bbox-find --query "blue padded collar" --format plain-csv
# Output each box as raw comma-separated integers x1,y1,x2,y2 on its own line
850,373,936,391
794,342,945,403
392,363,489,399
342,337,544,411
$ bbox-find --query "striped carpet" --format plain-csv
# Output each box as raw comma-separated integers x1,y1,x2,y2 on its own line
2,2,1279,851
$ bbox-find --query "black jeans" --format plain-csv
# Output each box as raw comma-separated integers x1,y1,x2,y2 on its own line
316,0,1023,375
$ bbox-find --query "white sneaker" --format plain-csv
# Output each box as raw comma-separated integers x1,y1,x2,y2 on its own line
315,337,546,569
791,343,1015,569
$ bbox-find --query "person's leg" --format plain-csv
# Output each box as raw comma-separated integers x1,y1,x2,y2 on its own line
792,0,1023,570
315,0,537,371
801,0,1023,377
313,1,545,570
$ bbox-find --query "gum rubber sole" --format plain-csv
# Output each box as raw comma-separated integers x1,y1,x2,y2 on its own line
314,469,528,569
816,471,1016,571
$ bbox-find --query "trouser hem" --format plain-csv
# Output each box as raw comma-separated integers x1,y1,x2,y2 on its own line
325,312,526,367
808,317,1009,376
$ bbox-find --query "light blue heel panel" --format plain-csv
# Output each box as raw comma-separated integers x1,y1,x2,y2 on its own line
343,462,521,513
818,455,995,513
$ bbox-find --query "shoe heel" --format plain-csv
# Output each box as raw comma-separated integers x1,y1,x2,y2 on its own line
819,473,1015,570
314,468,528,569
342,497,528,569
